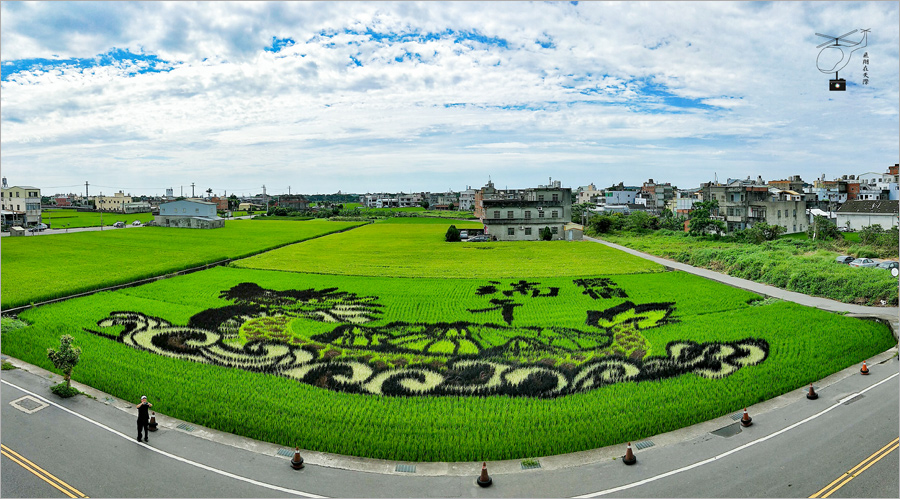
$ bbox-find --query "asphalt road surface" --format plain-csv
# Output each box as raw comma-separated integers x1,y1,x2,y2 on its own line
2,353,896,498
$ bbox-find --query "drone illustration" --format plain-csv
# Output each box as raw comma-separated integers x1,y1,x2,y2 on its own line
816,29,869,91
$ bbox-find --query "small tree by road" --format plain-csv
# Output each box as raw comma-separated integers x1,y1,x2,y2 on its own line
47,335,82,397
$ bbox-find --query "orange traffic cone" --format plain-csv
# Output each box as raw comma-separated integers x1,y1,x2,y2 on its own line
476,462,492,487
148,412,158,431
806,384,818,400
290,447,304,470
622,442,636,465
860,361,870,375
740,408,753,427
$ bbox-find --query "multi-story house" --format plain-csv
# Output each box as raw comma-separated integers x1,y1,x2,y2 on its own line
575,183,603,204
479,180,572,241
1,177,42,226
276,195,309,211
398,192,424,208
701,177,807,234
638,179,675,213
458,188,477,211
96,191,132,212
601,183,640,206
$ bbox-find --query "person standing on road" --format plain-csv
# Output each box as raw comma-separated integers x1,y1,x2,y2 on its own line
136,396,152,443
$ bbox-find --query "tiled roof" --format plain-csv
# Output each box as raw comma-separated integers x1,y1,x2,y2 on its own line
836,200,899,214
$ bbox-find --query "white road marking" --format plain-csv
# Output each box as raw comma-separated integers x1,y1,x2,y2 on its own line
573,372,900,498
1,380,326,498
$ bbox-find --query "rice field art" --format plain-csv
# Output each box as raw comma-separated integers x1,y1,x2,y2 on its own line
85,277,769,398
4,263,894,461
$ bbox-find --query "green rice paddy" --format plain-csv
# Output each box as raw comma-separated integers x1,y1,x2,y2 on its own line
1,219,894,461
0,219,365,308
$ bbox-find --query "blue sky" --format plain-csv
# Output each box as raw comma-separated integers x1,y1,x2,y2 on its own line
1,1,898,196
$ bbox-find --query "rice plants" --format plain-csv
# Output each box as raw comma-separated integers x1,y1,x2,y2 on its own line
3,266,894,462
233,223,665,278
1,219,365,308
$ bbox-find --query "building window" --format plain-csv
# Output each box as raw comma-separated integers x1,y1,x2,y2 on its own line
551,210,558,218
552,193,559,202
793,225,797,232
551,226,558,234
793,209,797,217
524,227,532,235
539,211,545,218
524,211,531,219
538,194,544,201
507,227,515,236
507,211,514,219
777,210,781,218
16,192,19,197
494,210,500,218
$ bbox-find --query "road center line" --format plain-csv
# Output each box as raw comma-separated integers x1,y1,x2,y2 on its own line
573,372,900,498
1,379,326,498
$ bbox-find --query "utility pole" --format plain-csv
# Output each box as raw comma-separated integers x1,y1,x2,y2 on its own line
288,186,291,195
191,183,195,198
85,181,89,199
262,185,268,212
99,192,103,230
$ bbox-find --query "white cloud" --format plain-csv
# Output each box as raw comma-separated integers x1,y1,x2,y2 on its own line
1,1,897,194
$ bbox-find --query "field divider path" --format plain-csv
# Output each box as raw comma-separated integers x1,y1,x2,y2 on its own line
1,221,369,316
585,236,899,338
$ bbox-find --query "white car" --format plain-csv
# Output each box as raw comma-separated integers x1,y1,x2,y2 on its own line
132,220,142,226
848,258,877,268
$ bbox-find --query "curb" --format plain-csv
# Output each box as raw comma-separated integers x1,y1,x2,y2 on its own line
3,345,896,477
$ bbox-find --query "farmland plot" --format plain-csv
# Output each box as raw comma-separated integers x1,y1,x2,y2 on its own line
233,222,665,278
1,219,365,308
3,265,893,462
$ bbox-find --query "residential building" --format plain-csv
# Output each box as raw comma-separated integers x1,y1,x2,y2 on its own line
638,179,675,213
276,195,309,211
155,200,224,229
459,188,477,211
398,192,424,208
479,179,571,241
602,183,639,206
1,178,42,226
209,196,230,211
836,200,899,231
96,191,132,212
701,177,807,234
576,183,603,204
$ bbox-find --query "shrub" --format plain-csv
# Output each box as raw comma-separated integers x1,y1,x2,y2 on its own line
50,382,80,398
445,225,461,242
1,360,15,370
540,226,553,241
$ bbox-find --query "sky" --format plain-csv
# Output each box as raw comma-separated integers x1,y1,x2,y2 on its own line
1,1,898,197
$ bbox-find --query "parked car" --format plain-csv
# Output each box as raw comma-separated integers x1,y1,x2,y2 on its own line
28,223,48,232
835,255,855,264
468,235,491,242
131,220,142,226
876,261,899,270
848,258,878,268
113,221,125,228
459,230,469,239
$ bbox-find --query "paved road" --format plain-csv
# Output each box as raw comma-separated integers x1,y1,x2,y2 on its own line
586,236,900,327
2,350,896,498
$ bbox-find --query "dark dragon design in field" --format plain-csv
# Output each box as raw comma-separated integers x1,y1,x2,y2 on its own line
85,280,769,397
